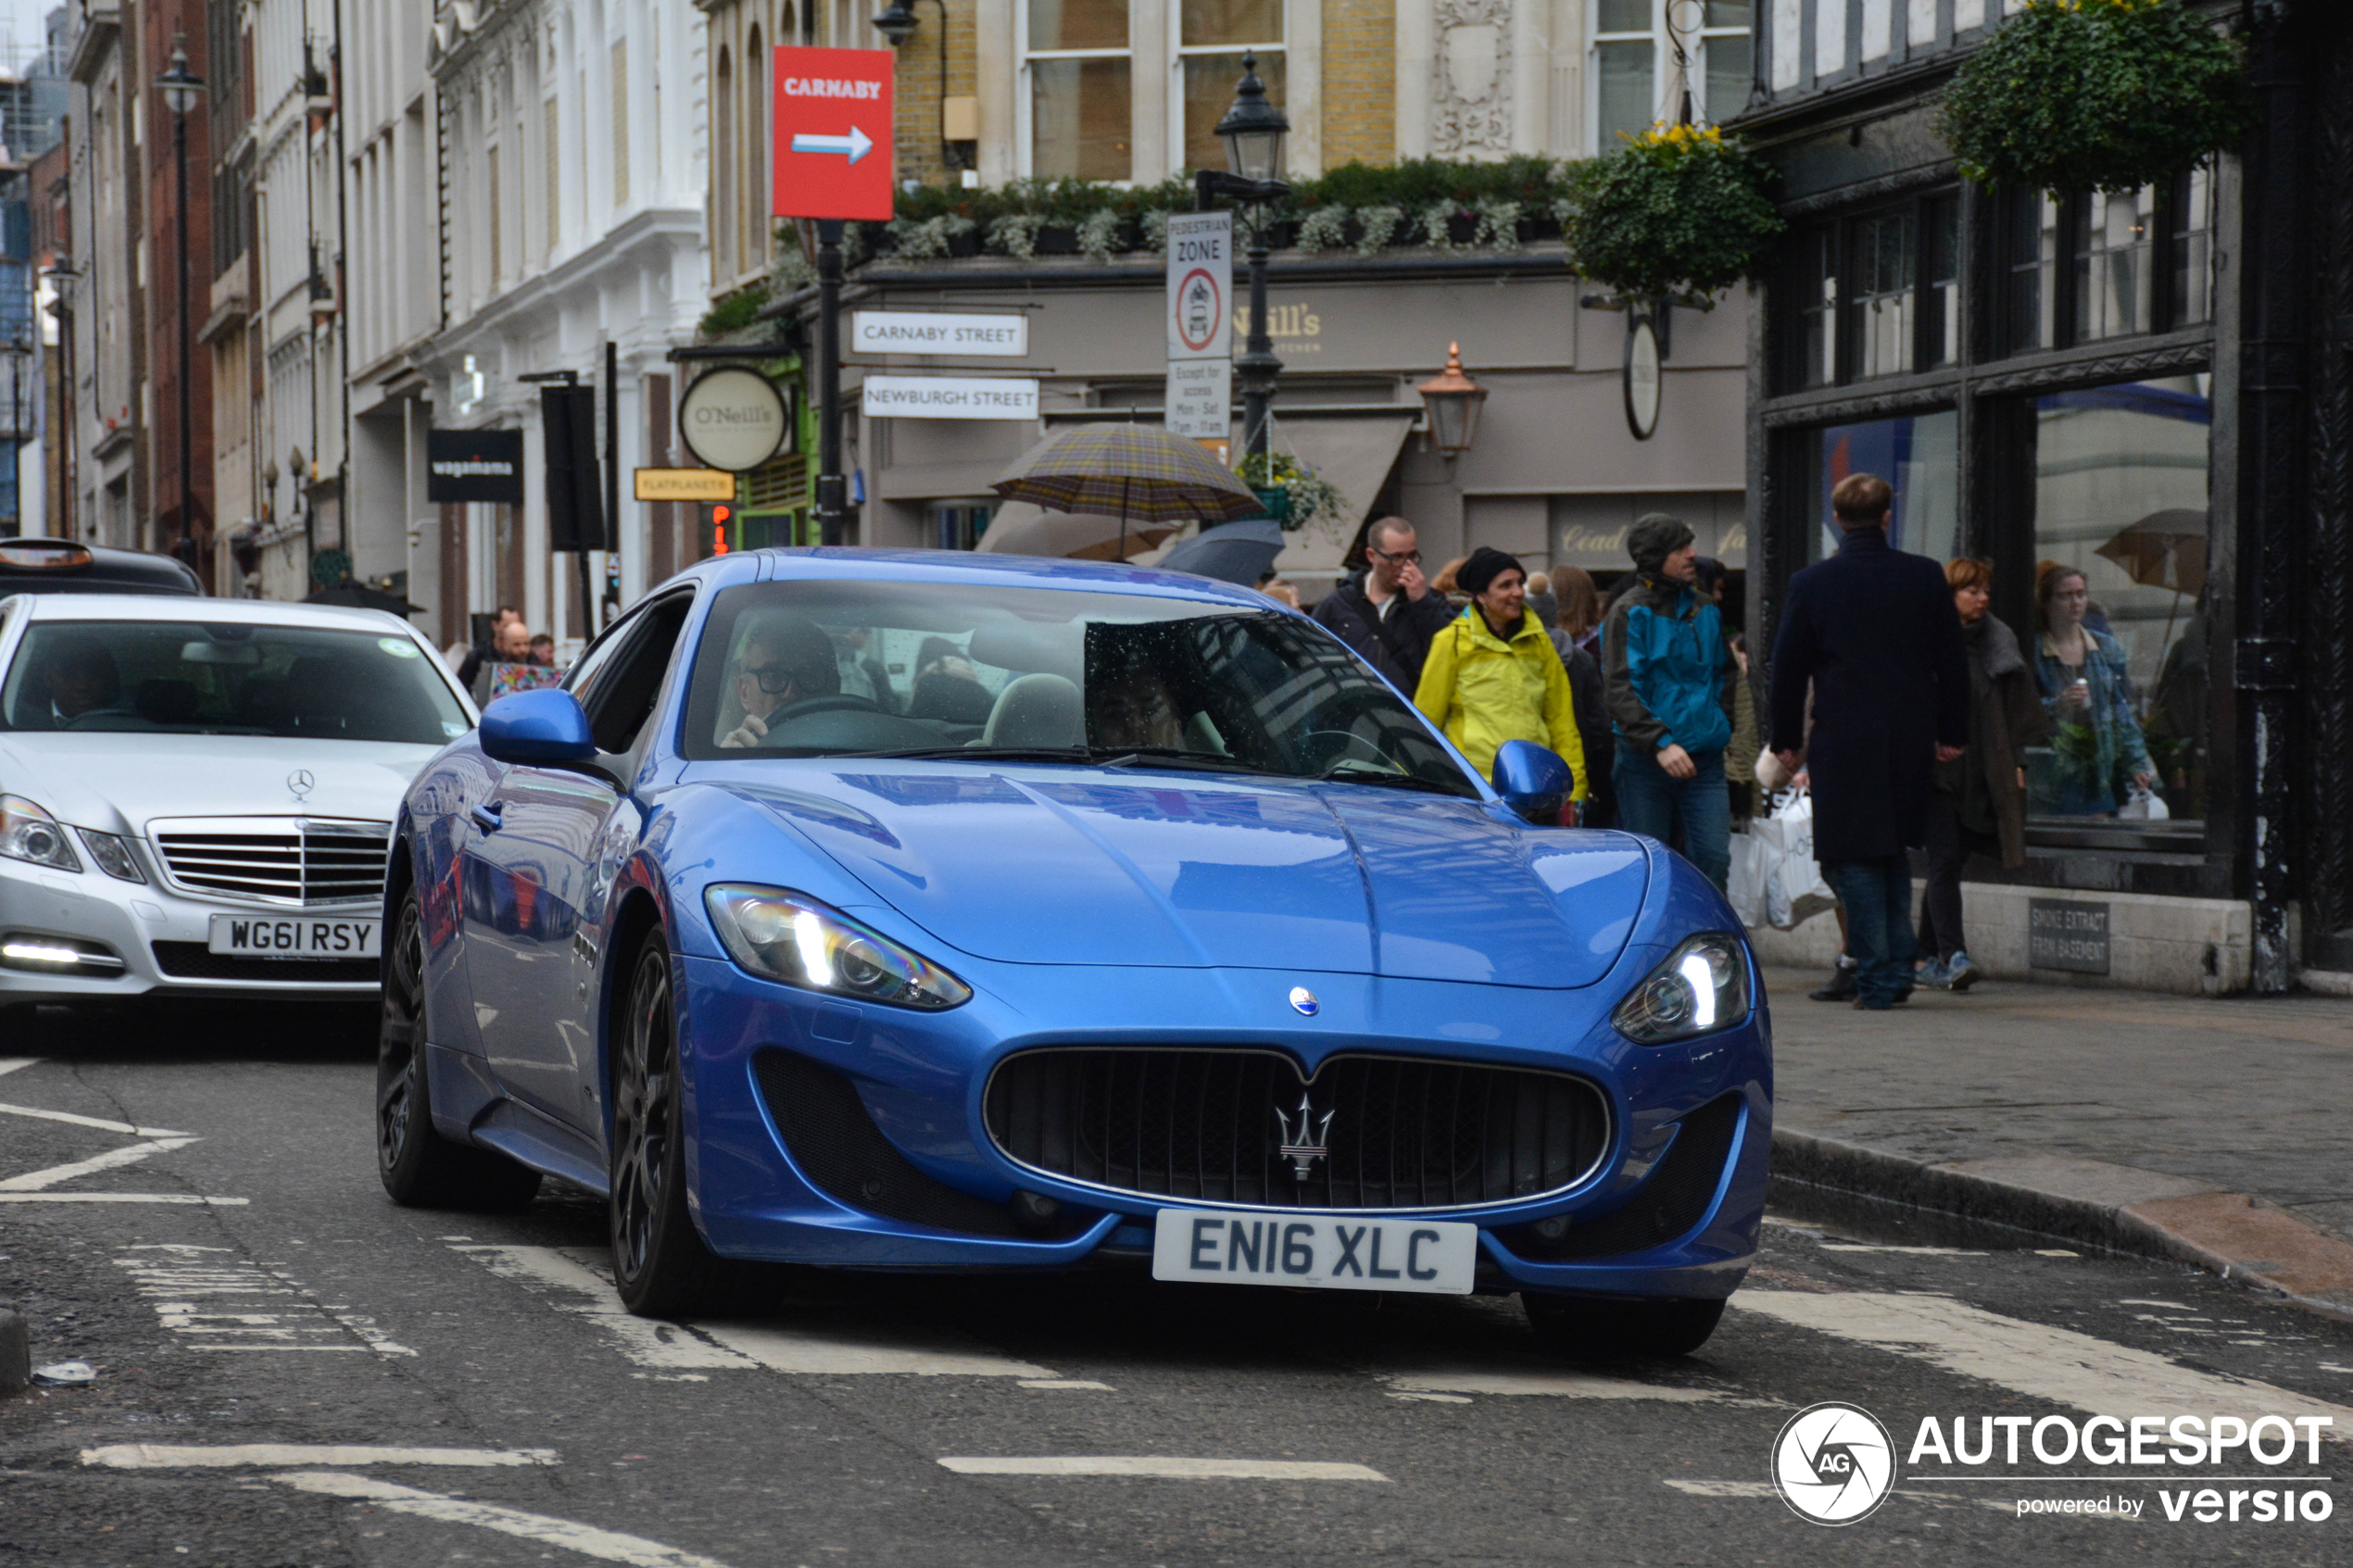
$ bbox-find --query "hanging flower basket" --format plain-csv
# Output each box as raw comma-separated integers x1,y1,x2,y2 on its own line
1235,451,1343,534
1937,0,2248,195
1560,123,1781,306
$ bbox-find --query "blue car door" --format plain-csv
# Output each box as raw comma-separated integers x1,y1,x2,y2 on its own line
461,593,695,1131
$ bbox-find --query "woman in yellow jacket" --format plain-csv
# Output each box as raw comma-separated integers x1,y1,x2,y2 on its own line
1413,546,1589,803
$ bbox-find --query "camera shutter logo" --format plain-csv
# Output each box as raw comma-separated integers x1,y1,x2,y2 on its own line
1771,1402,1898,1525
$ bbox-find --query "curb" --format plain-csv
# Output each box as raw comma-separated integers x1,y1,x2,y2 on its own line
1768,1128,2353,1326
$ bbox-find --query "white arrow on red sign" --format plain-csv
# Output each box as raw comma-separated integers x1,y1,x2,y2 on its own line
791,125,875,164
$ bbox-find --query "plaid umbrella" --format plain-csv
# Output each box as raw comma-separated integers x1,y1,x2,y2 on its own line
991,425,1263,546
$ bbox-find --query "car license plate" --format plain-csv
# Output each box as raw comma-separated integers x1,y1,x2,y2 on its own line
1151,1210,1477,1296
208,913,381,960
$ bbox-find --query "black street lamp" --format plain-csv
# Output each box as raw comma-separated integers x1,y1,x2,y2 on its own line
156,39,205,569
1194,52,1290,468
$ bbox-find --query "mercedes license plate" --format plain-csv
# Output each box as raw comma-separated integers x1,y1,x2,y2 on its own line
1151,1210,1477,1295
208,913,381,959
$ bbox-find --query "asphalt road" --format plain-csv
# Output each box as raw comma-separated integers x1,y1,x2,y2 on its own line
2,1010,2347,1567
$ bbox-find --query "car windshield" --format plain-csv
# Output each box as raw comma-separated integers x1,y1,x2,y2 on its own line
0,620,474,744
681,579,1479,797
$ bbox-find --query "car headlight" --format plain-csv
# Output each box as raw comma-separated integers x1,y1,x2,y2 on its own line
1611,932,1749,1045
704,884,971,1010
0,796,83,873
75,828,146,884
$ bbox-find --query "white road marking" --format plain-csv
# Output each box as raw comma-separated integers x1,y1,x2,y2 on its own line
0,1058,38,1079
450,1247,754,1370
700,1320,1054,1378
2035,1249,2081,1258
116,1246,413,1357
1735,1291,2353,1435
1387,1391,1473,1404
1019,1379,1112,1391
1816,1243,1985,1256
0,1193,247,1205
271,1473,737,1568
83,1444,560,1469
0,1099,189,1137
0,1136,200,1190
1382,1368,1724,1400
938,1457,1389,1480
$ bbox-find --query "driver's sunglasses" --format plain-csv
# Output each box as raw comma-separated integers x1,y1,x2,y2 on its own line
1370,546,1422,564
740,662,796,695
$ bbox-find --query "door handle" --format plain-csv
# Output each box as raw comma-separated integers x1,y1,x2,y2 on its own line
470,802,506,834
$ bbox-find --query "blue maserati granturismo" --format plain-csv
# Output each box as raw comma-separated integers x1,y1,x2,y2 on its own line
376,548,1769,1357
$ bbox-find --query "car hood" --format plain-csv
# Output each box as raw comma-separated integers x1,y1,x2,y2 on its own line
0,732,437,833
695,762,1650,988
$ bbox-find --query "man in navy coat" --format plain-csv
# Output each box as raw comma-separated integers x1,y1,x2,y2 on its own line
1769,472,1969,1010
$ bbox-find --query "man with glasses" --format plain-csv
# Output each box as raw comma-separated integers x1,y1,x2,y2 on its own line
719,616,842,749
1310,517,1453,692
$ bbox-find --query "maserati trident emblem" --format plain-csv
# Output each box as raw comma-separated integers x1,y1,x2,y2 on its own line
1288,985,1319,1016
1275,1094,1334,1180
286,769,316,803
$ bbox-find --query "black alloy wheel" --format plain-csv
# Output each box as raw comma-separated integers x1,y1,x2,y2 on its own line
610,926,733,1316
1521,1292,1726,1359
376,884,543,1210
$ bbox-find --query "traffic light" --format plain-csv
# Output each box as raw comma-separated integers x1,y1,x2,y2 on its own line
705,503,733,558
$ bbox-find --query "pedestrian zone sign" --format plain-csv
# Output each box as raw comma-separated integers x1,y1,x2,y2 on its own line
772,47,895,220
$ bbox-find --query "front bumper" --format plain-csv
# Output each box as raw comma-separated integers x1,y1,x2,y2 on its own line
674,949,1772,1302
0,855,381,1005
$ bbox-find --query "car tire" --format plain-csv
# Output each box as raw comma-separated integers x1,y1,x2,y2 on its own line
610,925,733,1318
376,884,543,1211
1521,1292,1726,1359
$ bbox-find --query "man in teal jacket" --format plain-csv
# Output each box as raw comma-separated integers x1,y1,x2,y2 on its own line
1601,513,1735,891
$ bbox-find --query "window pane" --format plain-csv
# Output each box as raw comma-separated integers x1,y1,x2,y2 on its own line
1703,32,1750,123
1811,411,1958,564
2073,185,2157,343
1597,0,1652,31
1922,194,1959,369
1182,51,1283,171
1849,208,1915,380
1030,0,1128,50
1702,0,1752,23
2027,378,2211,822
2007,186,2058,355
2170,167,2213,329
1794,223,1837,390
1032,57,1133,180
1180,0,1281,47
1597,39,1655,145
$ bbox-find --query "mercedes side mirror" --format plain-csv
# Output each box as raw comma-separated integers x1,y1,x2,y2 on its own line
1491,739,1573,826
479,688,597,766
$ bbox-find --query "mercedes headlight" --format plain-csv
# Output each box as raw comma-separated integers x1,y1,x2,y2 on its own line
0,797,83,873
1611,933,1749,1045
76,828,146,884
704,884,971,1010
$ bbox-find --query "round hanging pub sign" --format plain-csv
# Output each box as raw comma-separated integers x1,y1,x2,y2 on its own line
679,367,789,472
1623,317,1662,442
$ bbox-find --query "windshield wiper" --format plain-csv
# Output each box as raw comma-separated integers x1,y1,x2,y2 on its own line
1090,746,1277,776
1317,759,1476,797
853,746,1089,762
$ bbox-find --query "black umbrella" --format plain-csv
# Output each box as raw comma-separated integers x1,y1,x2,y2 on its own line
1155,517,1287,587
305,583,425,617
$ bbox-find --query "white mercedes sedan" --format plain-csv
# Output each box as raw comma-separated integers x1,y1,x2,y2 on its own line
0,594,475,1008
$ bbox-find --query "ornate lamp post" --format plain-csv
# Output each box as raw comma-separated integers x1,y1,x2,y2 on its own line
156,40,206,567
1416,343,1489,457
1194,53,1290,467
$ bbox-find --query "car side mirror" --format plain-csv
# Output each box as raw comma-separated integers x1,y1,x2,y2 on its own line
1491,739,1573,826
480,688,597,766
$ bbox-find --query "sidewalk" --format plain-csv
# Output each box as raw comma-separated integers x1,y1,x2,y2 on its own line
1762,964,2353,1320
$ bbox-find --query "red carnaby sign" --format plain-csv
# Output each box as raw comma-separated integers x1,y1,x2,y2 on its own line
771,46,895,220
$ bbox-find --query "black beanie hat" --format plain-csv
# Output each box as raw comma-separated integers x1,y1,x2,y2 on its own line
1628,512,1695,574
1457,546,1524,599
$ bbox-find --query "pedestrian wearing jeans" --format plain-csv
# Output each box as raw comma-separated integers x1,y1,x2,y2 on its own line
1768,474,1969,1010
1601,514,1735,891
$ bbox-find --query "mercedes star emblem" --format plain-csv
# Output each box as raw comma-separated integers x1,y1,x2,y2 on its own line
287,769,316,802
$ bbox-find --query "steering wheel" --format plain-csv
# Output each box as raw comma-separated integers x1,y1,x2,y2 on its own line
767,694,883,724
1298,730,1397,773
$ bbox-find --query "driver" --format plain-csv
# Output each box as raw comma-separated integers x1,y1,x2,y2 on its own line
33,636,126,727
719,615,840,749
1087,665,1185,752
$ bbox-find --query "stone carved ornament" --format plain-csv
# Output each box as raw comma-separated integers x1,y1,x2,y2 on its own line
1430,0,1513,157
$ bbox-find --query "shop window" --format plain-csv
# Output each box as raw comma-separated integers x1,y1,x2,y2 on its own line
1793,222,1837,389
2023,377,2210,825
932,500,995,551
1849,207,1915,380
1804,410,1958,564
1025,0,1134,180
2004,187,2061,356
2003,174,2215,358
1176,0,1283,173
1592,1,1751,148
2072,186,2158,342
1776,188,1958,392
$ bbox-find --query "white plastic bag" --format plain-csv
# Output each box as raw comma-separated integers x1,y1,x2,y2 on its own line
1727,829,1768,929
1750,789,1837,930
2118,783,2171,821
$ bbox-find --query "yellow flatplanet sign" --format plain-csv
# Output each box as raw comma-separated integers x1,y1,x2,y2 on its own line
634,468,737,502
